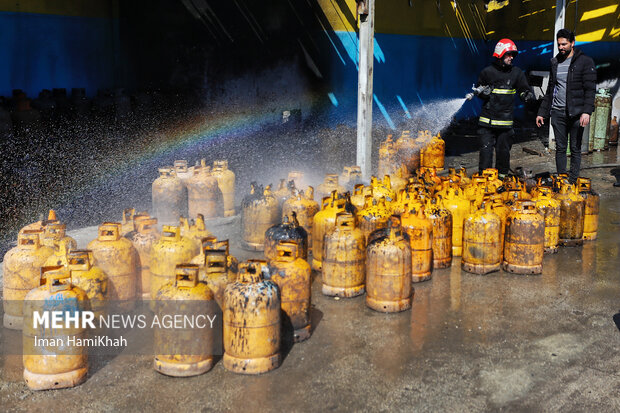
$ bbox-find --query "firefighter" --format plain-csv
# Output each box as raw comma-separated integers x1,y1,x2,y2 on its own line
468,39,534,177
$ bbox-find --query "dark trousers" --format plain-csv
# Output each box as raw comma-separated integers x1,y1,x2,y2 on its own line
478,127,513,175
551,109,583,182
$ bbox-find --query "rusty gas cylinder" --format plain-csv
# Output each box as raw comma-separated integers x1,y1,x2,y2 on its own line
396,130,420,174
67,250,108,318
241,183,280,251
311,193,345,271
340,166,363,191
264,213,308,262
287,170,306,189
357,196,391,243
487,194,510,261
577,177,599,241
350,184,367,210
192,237,239,276
378,134,399,178
149,225,199,303
154,264,215,377
502,201,545,274
212,160,236,217
461,203,502,275
122,211,151,241
23,267,89,390
534,187,561,253
481,168,503,192
87,222,139,306
131,218,160,299
556,183,585,246
389,166,408,194
322,212,366,297
187,160,224,219
369,175,396,203
223,261,281,374
180,214,212,251
199,248,237,306
316,174,346,201
366,216,413,313
173,159,194,185
424,203,453,269
401,206,433,282
42,222,77,251
438,186,469,257
2,231,54,329
267,241,312,342
19,210,57,234
120,208,137,236
152,167,185,224
420,133,445,170
282,187,320,251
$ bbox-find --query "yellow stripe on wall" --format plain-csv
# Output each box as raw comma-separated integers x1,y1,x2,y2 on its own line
0,0,116,19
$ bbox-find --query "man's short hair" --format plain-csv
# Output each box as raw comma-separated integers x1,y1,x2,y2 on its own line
557,29,575,42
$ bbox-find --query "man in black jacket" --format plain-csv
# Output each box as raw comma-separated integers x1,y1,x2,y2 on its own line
471,38,534,177
536,29,596,184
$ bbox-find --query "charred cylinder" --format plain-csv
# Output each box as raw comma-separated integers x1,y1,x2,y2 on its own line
396,130,420,174
267,242,312,342
282,187,320,251
366,216,413,313
223,261,281,374
502,201,545,274
556,184,585,246
154,264,216,377
424,204,453,269
264,213,308,262
241,183,280,251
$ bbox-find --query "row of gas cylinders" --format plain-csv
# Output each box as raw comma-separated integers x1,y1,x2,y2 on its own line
242,166,599,278
152,159,235,223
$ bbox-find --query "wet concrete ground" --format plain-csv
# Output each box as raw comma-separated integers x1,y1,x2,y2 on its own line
2,142,620,412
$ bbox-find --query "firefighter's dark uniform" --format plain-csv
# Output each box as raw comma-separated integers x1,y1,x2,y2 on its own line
476,60,532,175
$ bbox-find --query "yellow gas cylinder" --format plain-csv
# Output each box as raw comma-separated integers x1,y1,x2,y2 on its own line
350,184,367,210
122,211,151,241
23,267,89,390
287,170,306,189
131,217,161,299
42,222,77,251
19,210,58,234
43,237,73,267
2,231,54,329
265,213,308,261
438,186,470,257
533,187,561,253
67,249,108,318
396,130,420,174
366,216,413,313
420,133,445,170
267,241,312,342
150,225,200,302
316,174,346,201
199,249,237,306
223,261,281,374
282,187,320,251
552,173,570,193
390,165,409,194
187,160,224,219
212,159,236,217
378,134,398,177
180,213,212,251
391,190,423,216
464,176,487,206
481,168,503,191
339,166,363,191
418,167,442,194
153,264,215,377
424,203,453,269
577,177,599,241
274,178,295,215
555,184,586,246
434,181,460,203
461,202,502,274
505,185,532,203
87,222,139,306
322,212,366,297
502,201,545,274
152,167,185,224
486,195,510,261
241,183,280,251
120,208,136,236
401,207,433,282
357,196,391,243
311,193,345,271
191,237,239,276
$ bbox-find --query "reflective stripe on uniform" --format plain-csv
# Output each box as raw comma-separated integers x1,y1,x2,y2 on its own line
491,88,516,95
478,116,513,126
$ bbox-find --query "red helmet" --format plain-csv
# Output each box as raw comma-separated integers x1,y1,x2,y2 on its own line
493,39,518,58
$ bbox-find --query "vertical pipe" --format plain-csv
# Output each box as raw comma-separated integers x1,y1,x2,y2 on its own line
356,0,375,181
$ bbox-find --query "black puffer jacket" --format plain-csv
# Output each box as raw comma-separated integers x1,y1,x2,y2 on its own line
476,60,532,129
538,48,596,118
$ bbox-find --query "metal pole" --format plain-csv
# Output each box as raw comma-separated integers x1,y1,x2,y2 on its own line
357,0,375,181
549,0,566,150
